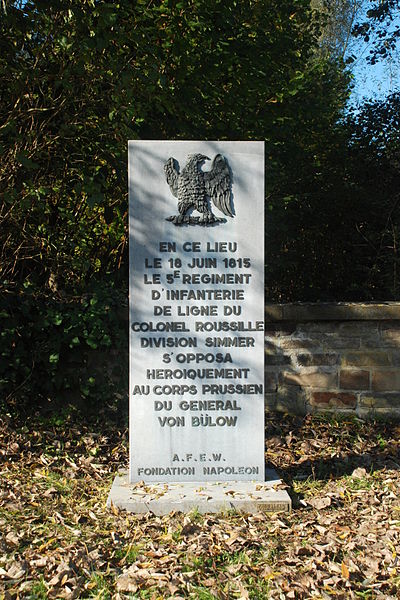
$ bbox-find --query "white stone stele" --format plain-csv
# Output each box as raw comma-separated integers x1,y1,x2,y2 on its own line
128,140,265,484
107,469,292,515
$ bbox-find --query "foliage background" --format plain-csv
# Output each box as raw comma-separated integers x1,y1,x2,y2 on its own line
1,0,399,406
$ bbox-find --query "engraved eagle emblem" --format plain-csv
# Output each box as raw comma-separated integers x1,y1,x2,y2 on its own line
164,153,233,225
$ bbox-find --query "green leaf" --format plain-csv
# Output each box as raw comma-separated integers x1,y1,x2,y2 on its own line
87,192,104,208
86,338,98,349
69,337,80,348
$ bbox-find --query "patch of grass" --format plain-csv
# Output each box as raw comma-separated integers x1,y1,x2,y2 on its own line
189,587,218,599
224,550,250,565
343,474,374,491
184,556,208,570
187,507,204,522
87,573,112,599
376,433,387,449
246,575,272,599
29,577,48,599
292,476,327,495
171,526,182,542
260,543,281,564
312,412,363,428
354,591,376,599
27,467,75,500
35,405,79,428
41,470,74,494
114,543,142,563
220,508,241,517
185,549,251,573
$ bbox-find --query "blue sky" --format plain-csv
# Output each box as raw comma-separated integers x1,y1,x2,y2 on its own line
349,6,400,104
351,45,400,103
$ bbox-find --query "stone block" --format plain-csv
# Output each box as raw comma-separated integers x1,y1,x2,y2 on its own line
343,351,391,367
359,393,400,408
297,353,338,367
337,322,374,337
350,304,400,320
297,322,339,335
339,369,370,390
357,407,400,420
366,323,399,344
360,337,387,349
307,406,356,416
280,370,337,389
379,328,400,346
264,323,297,336
279,338,321,351
265,353,291,366
107,471,292,514
264,393,277,410
371,370,400,391
390,351,400,366
265,340,279,352
280,304,362,321
265,373,278,392
380,322,400,332
310,392,357,409
275,384,307,415
320,334,360,350
273,303,400,322
265,304,284,321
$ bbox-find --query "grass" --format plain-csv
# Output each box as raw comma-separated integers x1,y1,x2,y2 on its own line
114,544,143,564
29,578,48,599
87,573,113,599
344,475,374,491
189,588,218,600
292,476,326,495
245,576,273,599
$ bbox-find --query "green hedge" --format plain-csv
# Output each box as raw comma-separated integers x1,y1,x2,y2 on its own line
1,283,127,410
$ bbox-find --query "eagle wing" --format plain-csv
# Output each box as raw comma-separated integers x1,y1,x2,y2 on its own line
164,157,179,197
204,154,233,217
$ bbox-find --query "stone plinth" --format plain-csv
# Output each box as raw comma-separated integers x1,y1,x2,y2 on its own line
107,469,291,515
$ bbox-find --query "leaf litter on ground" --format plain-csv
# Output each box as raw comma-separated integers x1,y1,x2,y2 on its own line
0,408,399,599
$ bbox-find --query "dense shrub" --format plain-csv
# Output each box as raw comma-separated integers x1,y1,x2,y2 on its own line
266,92,400,301
1,283,127,410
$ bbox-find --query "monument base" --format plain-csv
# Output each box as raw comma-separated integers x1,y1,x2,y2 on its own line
107,470,291,515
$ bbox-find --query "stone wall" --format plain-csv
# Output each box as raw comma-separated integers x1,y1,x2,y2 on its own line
265,303,400,418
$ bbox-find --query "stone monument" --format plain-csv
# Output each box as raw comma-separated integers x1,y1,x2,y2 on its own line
107,141,291,513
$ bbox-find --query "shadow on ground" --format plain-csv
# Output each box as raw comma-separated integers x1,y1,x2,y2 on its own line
264,411,400,504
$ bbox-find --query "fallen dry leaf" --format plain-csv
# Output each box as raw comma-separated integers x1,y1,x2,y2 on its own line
307,496,331,509
341,561,350,579
0,410,398,600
